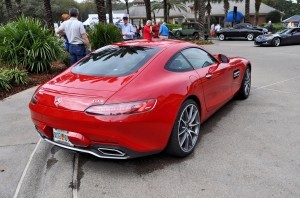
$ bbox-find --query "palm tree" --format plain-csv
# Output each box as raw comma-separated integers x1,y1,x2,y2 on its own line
107,0,113,23
254,0,262,25
95,0,106,23
43,0,54,32
144,0,152,20
206,0,212,30
4,0,15,21
152,0,187,23
15,0,22,17
125,0,129,14
223,0,229,23
164,0,167,22
244,0,250,23
194,0,199,22
198,0,205,39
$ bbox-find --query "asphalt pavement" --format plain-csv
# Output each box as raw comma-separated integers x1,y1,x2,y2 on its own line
0,40,299,198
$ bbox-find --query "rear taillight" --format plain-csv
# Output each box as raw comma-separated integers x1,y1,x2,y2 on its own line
85,99,157,116
30,93,38,104
30,88,43,104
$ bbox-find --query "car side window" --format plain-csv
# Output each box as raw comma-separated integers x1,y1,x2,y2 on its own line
165,53,194,72
181,48,218,69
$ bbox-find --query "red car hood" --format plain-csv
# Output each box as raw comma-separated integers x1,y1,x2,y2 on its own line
36,71,136,111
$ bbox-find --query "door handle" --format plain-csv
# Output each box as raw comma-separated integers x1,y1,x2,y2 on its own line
205,73,213,79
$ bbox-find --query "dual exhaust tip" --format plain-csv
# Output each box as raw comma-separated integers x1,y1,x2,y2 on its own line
97,147,126,157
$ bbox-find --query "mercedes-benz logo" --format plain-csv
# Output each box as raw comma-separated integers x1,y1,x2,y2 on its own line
54,97,62,107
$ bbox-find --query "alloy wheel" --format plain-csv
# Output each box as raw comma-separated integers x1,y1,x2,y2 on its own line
247,34,254,41
178,104,200,152
244,68,251,96
219,34,225,41
273,38,280,47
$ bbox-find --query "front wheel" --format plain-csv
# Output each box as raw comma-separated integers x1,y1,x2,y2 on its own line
272,37,281,47
166,99,200,157
237,66,251,99
218,34,225,41
247,33,254,41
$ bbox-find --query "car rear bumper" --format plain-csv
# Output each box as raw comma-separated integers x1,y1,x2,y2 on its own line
30,103,173,159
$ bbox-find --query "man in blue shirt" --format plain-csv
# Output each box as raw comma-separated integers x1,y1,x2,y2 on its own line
115,15,135,41
159,22,169,39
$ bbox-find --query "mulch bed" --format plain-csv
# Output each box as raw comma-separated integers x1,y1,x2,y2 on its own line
0,62,67,101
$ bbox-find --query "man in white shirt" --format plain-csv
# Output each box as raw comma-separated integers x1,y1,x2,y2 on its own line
115,15,135,41
56,8,91,65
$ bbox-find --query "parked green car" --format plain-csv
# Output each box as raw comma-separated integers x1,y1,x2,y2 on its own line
172,22,208,40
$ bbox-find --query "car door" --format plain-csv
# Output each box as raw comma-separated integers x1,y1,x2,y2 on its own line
291,28,300,44
181,48,233,112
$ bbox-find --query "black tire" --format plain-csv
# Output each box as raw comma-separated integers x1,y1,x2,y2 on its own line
166,99,201,157
193,32,199,40
218,34,225,41
247,33,254,41
272,37,281,47
237,66,251,100
175,31,181,38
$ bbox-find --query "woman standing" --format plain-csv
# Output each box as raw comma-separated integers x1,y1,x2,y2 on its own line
143,20,153,41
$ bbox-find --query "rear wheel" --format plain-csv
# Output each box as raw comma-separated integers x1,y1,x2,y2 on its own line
247,33,254,41
272,37,281,47
193,32,200,40
166,99,200,157
175,31,181,38
237,66,251,99
218,34,225,41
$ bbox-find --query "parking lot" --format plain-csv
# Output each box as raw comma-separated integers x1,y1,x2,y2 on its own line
0,40,299,198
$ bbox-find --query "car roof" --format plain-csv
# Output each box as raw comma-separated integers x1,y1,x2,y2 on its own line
113,39,194,49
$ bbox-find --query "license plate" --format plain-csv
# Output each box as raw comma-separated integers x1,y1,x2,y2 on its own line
53,128,73,147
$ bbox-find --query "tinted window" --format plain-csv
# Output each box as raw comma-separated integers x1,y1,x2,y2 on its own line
165,53,194,72
72,45,161,76
181,48,217,69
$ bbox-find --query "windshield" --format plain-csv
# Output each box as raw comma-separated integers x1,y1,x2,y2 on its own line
72,45,161,77
276,28,290,34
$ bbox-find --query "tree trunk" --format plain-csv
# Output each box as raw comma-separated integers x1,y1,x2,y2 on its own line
107,0,113,23
206,1,211,32
5,0,15,21
43,0,54,32
167,3,170,23
223,0,229,23
125,0,129,15
144,0,152,21
254,0,262,26
95,0,106,23
194,0,199,22
244,0,250,23
198,0,205,39
15,0,22,17
163,0,167,23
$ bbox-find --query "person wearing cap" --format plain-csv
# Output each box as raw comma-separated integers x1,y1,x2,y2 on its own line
56,8,91,66
115,15,135,41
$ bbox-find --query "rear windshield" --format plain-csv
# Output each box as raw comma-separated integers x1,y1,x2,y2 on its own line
72,45,161,77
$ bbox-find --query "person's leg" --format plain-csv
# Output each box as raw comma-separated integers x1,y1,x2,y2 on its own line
69,45,77,66
72,45,86,63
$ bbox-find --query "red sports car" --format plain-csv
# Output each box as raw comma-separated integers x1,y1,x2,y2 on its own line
29,40,251,159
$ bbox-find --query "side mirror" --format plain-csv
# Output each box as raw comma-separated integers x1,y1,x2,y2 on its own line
217,54,229,63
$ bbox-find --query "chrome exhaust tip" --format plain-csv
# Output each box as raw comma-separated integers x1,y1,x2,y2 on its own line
97,148,126,157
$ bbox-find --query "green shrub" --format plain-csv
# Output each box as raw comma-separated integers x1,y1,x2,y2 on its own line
0,68,28,91
88,23,122,50
0,16,63,73
166,23,181,31
266,10,282,23
0,75,11,91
